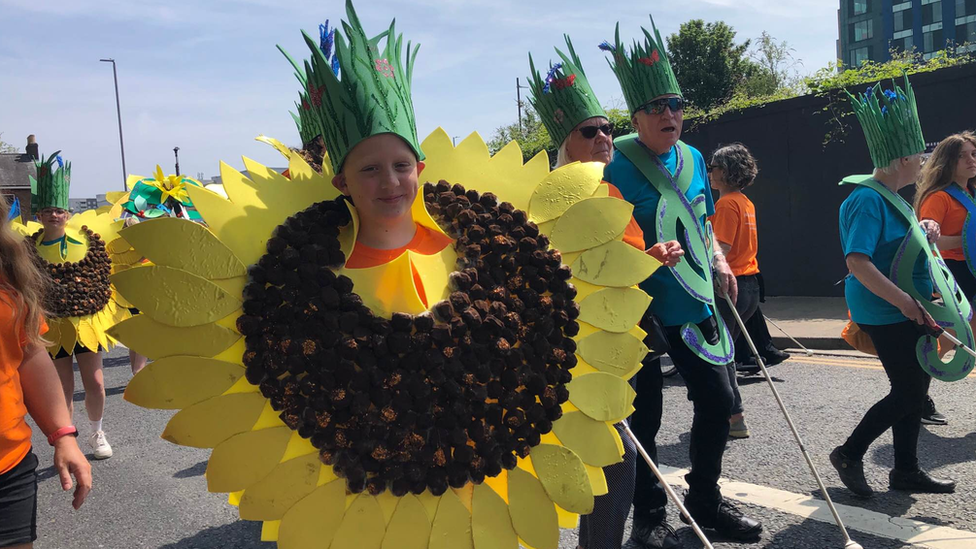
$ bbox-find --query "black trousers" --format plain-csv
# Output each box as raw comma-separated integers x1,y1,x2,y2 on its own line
632,323,735,521
841,321,931,472
717,274,761,415
945,259,976,301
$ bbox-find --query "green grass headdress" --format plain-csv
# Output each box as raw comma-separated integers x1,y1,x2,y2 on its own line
30,151,70,213
528,35,607,148
600,16,682,114
846,73,926,169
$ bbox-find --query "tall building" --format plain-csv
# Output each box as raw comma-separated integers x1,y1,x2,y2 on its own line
837,0,976,68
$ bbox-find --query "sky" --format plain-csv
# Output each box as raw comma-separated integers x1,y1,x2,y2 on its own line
0,0,837,198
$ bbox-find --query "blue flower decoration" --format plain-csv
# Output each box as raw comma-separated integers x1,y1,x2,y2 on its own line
319,21,340,76
542,62,563,94
598,40,615,53
55,155,64,169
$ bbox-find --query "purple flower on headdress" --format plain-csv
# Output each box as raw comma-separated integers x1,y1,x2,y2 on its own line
542,62,563,94
319,21,341,76
598,40,615,53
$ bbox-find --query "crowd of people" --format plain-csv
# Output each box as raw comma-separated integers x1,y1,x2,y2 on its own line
1,3,974,549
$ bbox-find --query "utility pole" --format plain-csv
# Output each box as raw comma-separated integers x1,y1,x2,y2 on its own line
100,58,127,187
516,77,530,133
174,147,181,176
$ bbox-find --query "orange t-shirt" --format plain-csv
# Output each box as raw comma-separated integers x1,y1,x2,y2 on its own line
605,182,646,251
0,290,49,475
709,192,760,277
344,224,453,307
919,189,969,261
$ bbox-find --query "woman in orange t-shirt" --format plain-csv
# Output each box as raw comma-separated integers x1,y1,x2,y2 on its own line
0,198,91,548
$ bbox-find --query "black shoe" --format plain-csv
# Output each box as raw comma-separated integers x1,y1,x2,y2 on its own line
920,397,948,425
829,446,874,498
889,469,956,493
735,361,761,374
761,347,790,366
624,517,680,549
681,497,762,541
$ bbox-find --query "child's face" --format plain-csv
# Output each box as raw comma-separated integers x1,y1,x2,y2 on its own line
38,207,70,230
333,134,421,226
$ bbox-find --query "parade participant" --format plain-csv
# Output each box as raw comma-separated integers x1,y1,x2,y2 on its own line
831,77,971,498
709,143,761,439
28,152,130,460
111,2,660,546
0,195,91,549
601,17,762,548
914,131,976,425
529,36,682,549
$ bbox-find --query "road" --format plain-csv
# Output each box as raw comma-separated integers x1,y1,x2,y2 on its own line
27,348,976,548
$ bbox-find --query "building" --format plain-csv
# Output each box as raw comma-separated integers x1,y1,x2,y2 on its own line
68,197,100,212
0,152,36,221
837,0,976,67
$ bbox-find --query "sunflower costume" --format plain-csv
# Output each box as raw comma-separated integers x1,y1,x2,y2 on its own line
111,2,660,547
28,152,131,357
119,166,205,222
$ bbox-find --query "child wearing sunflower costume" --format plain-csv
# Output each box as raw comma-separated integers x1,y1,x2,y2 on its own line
111,2,661,547
29,152,131,460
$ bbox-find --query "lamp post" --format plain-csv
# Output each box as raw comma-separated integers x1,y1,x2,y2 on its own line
99,58,127,188
174,147,181,176
516,77,530,133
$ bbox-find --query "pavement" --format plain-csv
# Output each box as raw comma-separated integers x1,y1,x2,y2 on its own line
27,346,976,549
761,296,853,352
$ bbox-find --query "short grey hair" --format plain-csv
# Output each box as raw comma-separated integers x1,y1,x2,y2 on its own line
709,143,758,190
875,154,921,176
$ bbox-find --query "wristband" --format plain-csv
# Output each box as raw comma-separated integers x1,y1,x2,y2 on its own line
47,426,78,446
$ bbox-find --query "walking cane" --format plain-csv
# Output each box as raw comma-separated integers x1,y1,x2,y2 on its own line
912,299,976,359
725,295,864,549
762,315,815,356
620,423,715,549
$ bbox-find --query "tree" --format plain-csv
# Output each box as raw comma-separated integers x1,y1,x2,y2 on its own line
739,31,802,98
666,20,752,110
486,108,555,164
0,133,18,153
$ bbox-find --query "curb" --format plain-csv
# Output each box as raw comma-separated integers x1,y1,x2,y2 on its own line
770,335,852,351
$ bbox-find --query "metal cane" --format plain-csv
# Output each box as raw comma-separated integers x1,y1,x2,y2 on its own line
620,422,715,549
726,295,864,549
762,314,815,356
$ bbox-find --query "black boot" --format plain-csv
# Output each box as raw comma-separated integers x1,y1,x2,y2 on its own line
761,347,790,366
829,446,873,498
623,515,681,549
682,496,762,541
890,469,956,493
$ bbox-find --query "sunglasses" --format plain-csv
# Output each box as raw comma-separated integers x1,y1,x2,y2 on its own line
578,123,614,139
640,97,687,115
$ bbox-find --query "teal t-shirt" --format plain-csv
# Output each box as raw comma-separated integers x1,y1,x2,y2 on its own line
839,184,932,326
604,141,714,327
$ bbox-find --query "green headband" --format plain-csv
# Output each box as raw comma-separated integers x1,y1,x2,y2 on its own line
846,73,926,169
279,0,423,174
528,35,607,148
601,16,682,114
30,150,70,213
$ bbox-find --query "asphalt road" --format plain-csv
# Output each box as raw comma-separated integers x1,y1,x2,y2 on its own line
27,348,976,548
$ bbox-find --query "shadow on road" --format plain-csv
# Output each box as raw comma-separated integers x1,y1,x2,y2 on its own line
175,460,208,479
158,520,269,548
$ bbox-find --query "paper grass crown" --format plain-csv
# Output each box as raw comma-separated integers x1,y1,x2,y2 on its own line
285,21,337,148
279,0,422,174
30,151,70,213
600,17,682,114
528,35,607,147
846,74,926,169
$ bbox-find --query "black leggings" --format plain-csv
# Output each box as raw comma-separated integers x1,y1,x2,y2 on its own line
841,321,931,472
945,259,976,302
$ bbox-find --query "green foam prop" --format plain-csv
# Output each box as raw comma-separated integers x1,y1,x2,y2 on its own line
30,151,70,213
601,16,682,114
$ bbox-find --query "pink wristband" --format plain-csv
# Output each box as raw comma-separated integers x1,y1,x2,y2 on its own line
47,426,78,446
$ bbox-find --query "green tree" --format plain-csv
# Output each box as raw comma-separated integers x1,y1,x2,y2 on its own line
605,108,634,138
666,20,752,110
0,133,18,153
739,31,803,98
486,108,555,163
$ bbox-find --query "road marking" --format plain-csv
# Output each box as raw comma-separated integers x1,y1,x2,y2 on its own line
787,356,976,378
659,465,976,548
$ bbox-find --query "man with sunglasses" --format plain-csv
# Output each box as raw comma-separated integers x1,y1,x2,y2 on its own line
602,17,762,548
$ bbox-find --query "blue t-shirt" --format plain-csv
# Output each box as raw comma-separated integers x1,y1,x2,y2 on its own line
604,141,714,326
839,184,932,326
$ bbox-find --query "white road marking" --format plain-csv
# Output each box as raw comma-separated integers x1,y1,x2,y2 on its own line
660,465,976,548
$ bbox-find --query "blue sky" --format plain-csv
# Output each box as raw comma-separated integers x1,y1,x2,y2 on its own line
0,0,835,198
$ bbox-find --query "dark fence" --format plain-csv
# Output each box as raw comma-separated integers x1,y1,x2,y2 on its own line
681,62,976,297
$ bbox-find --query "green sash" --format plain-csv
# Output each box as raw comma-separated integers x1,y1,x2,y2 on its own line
841,175,975,381
615,135,734,365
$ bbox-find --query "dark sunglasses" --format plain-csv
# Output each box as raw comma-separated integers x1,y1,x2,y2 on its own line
577,123,614,139
640,97,686,115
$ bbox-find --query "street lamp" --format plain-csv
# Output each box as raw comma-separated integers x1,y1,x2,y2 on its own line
174,147,181,176
100,58,127,188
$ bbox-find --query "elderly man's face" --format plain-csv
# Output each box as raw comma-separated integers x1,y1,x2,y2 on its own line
631,94,684,155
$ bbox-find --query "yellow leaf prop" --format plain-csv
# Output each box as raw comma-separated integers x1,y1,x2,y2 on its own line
119,217,246,279
112,266,241,327
125,356,244,410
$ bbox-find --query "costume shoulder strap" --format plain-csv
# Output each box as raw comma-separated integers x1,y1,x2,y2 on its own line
944,185,976,280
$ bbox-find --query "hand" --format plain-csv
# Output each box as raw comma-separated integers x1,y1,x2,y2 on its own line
53,436,92,510
713,254,738,304
919,219,941,244
896,293,938,330
646,240,684,267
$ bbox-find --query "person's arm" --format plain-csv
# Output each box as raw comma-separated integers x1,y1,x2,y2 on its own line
846,253,936,327
712,234,738,304
718,242,732,256
19,343,92,509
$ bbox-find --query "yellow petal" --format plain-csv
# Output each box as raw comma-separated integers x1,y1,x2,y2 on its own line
76,320,99,352
567,373,636,423
111,266,241,327
260,520,280,541
578,288,651,334
584,463,609,497
239,453,322,521
277,480,346,549
341,253,427,318
125,356,243,410
119,217,246,279
472,483,518,549
107,315,241,360
429,488,473,549
382,495,431,549
577,331,648,379
529,444,593,514
409,246,457,308
571,240,660,287
185,183,259,265
332,494,386,549
555,505,580,529
551,412,625,467
528,162,604,224
206,426,291,493
507,466,559,549
549,197,631,253
59,318,77,355
161,392,266,448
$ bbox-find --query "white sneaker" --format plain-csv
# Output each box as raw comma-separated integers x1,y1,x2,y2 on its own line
90,430,113,459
